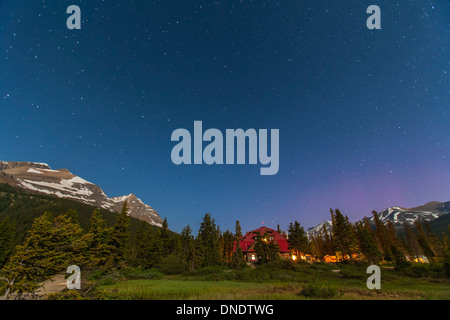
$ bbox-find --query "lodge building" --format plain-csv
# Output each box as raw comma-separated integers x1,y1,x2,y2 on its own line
234,226,290,263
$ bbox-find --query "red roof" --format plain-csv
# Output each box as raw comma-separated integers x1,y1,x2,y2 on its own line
234,226,290,253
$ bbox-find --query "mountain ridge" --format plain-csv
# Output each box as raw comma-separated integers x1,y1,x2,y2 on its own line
0,161,163,227
306,202,450,239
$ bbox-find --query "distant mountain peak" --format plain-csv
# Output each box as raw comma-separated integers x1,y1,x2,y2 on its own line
371,202,450,226
0,161,163,228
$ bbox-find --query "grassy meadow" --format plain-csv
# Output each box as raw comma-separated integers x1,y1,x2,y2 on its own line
92,261,450,300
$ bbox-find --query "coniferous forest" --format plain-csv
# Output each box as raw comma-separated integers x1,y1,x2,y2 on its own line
0,185,449,300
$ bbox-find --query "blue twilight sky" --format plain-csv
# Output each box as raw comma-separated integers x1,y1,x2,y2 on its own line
0,0,449,233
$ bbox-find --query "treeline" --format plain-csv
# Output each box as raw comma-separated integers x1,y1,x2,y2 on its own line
0,205,249,299
309,209,450,270
1,205,449,299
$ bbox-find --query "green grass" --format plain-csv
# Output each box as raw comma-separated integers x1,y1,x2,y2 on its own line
96,264,450,300
98,279,297,300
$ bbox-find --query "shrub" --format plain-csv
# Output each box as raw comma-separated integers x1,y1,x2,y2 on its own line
403,264,430,278
158,254,187,275
120,267,163,280
300,282,338,299
46,290,87,300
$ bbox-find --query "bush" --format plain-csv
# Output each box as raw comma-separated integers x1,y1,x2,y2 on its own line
300,282,338,299
158,254,187,275
120,267,163,280
403,264,430,278
46,290,87,300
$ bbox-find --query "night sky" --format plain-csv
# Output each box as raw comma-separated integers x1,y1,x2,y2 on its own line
1,1,449,233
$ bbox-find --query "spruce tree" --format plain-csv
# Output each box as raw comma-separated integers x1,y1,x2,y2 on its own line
443,232,450,277
287,221,309,257
331,209,359,262
159,217,170,256
372,211,391,260
80,209,114,269
235,220,243,239
403,220,421,260
355,221,381,264
231,221,246,268
129,220,154,268
1,212,85,299
109,201,130,268
180,225,195,270
323,224,333,255
0,218,15,268
415,219,435,261
198,213,221,266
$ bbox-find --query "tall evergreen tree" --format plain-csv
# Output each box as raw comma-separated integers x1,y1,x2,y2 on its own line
180,225,195,270
159,217,170,256
82,209,114,269
423,220,442,257
109,201,130,268
198,213,221,266
287,221,309,257
372,211,391,260
403,220,421,260
355,221,381,264
1,212,85,299
235,220,243,239
254,231,279,264
323,224,333,255
221,230,235,264
415,219,435,261
231,221,246,268
443,231,450,277
0,218,15,268
129,220,154,268
331,209,359,261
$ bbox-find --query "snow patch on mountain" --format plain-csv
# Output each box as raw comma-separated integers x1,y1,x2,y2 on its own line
0,161,164,228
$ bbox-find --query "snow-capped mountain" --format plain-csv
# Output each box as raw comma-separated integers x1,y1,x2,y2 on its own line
369,202,450,227
306,201,450,239
306,220,333,239
0,161,163,227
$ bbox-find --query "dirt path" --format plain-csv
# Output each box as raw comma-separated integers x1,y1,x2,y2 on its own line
35,274,67,297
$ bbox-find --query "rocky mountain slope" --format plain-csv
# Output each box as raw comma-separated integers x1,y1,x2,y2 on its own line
0,161,163,227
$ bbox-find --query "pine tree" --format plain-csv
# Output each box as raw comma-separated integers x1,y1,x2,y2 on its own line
221,230,235,264
129,220,154,268
372,211,391,260
287,221,309,257
109,201,130,268
0,218,15,268
235,220,243,239
159,217,170,256
331,209,359,262
1,212,85,299
403,220,421,260
180,225,195,270
391,244,410,270
443,231,450,277
323,224,333,255
355,221,381,264
80,209,114,269
415,219,435,261
254,232,269,264
149,228,164,267
423,220,442,257
231,221,246,268
198,213,221,266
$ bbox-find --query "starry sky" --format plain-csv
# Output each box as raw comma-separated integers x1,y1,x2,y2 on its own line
0,1,449,233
